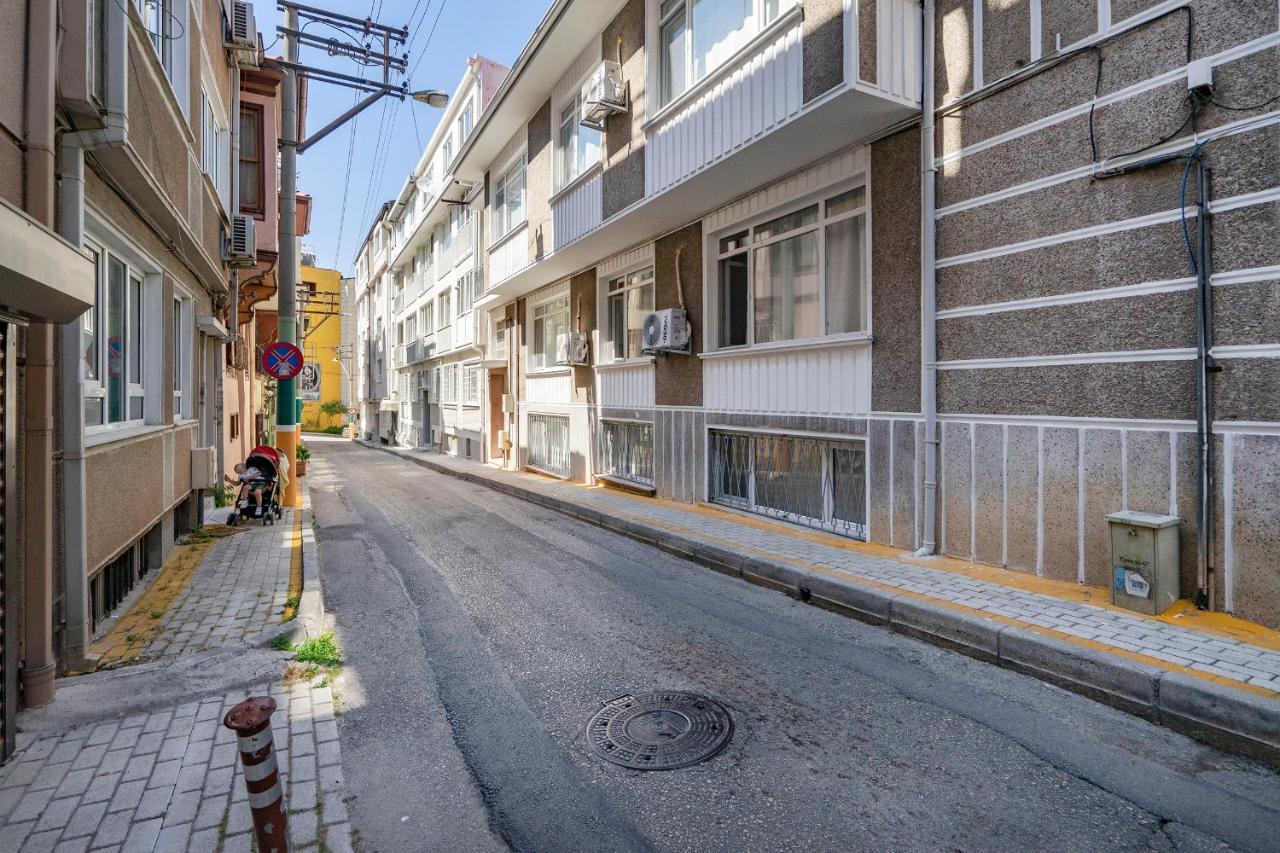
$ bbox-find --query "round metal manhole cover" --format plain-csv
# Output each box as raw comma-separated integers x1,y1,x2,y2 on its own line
587,692,733,771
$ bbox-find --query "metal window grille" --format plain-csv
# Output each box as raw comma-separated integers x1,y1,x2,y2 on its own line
709,430,866,539
527,414,570,477
598,420,654,487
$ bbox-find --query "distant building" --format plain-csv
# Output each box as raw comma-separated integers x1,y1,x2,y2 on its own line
299,262,345,431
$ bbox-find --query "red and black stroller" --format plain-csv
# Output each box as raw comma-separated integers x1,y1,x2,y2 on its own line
227,445,288,526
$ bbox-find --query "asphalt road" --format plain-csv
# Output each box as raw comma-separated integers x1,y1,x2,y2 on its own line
306,436,1280,853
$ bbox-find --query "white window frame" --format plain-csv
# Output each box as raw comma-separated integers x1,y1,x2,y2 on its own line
654,0,792,108
83,231,163,435
462,363,480,406
421,302,434,335
441,363,458,404
528,289,570,373
491,154,527,242
553,88,602,193
172,292,194,422
601,265,655,363
438,288,452,329
455,269,477,318
458,98,475,145
709,180,871,352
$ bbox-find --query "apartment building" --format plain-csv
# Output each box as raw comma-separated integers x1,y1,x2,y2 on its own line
401,0,1279,628
376,56,510,457
354,202,394,442
298,260,344,430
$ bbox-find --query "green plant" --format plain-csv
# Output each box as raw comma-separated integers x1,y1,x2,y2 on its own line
150,610,165,620
319,399,348,428
1191,729,1208,744
296,442,312,463
211,483,234,508
294,632,341,666
321,425,345,435
271,634,294,652
313,675,331,688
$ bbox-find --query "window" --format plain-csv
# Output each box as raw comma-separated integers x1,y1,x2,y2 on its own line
84,246,149,428
605,267,655,361
491,158,526,240
239,104,264,214
714,185,867,349
230,413,240,439
659,0,787,106
420,303,433,335
456,270,477,316
459,101,474,143
438,289,452,327
530,295,569,370
441,364,457,404
462,364,480,405
173,296,191,420
443,135,454,167
140,0,173,78
556,97,601,190
493,322,508,360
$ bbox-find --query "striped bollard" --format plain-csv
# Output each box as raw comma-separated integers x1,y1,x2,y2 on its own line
224,696,290,852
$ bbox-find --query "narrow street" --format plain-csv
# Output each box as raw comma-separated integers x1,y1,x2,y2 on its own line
308,437,1280,853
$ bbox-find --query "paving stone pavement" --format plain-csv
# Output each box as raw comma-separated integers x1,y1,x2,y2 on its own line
0,681,354,853
383,445,1280,695
137,511,297,661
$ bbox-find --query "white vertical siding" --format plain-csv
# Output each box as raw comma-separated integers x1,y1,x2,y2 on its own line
552,41,603,108
645,19,804,196
526,371,574,405
704,147,869,233
595,361,656,408
875,0,922,103
703,343,871,415
599,243,655,278
552,171,603,251
488,224,529,285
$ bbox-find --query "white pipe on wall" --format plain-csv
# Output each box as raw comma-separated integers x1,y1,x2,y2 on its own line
916,0,939,557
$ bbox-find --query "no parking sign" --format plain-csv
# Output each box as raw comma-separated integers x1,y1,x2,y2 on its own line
261,341,303,380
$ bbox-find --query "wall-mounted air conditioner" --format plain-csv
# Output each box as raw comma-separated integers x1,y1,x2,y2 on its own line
227,1,259,68
555,331,590,366
580,60,627,131
226,214,256,267
641,309,691,354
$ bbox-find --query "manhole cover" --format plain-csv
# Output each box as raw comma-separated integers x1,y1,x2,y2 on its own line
586,692,733,771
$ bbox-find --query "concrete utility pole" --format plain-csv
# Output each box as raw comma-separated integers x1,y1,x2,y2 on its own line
275,0,446,506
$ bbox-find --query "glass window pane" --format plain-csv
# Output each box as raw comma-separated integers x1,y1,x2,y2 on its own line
753,231,819,343
754,204,818,241
825,186,866,217
660,11,687,104
832,445,866,528
626,282,654,358
107,256,125,422
719,230,748,254
579,122,601,174
84,397,104,427
691,0,752,80
609,292,625,360
84,249,100,381
128,276,143,384
718,254,749,347
129,395,144,421
825,214,865,334
753,436,825,521
559,104,576,185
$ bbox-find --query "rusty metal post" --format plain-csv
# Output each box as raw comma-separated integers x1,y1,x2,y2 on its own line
224,697,290,852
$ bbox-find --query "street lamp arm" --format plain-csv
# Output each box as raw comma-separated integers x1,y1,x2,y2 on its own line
297,88,390,155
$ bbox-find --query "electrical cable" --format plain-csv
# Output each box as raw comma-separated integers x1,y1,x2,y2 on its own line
1209,92,1280,112
1180,140,1209,277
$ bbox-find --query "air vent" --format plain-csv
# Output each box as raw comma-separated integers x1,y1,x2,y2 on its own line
226,214,256,267
227,1,259,68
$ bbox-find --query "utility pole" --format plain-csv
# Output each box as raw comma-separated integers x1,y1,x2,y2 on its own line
275,0,447,506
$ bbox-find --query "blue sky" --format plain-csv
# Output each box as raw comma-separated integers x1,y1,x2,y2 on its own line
256,0,550,274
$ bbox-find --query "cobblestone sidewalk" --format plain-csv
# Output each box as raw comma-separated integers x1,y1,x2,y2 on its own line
91,512,299,667
0,680,352,853
380,445,1280,696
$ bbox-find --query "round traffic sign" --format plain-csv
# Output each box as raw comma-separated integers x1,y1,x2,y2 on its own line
261,341,303,380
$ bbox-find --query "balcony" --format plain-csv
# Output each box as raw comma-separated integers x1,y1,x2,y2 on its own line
438,215,479,273
435,324,453,354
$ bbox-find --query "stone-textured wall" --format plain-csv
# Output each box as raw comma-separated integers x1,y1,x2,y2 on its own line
870,128,921,414
982,0,1032,83
858,0,877,84
602,0,646,219
526,100,553,262
653,222,703,407
86,433,166,571
803,0,845,102
569,268,598,404
0,0,25,209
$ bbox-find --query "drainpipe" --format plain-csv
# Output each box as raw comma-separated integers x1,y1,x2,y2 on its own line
224,66,242,483
57,0,129,672
1194,159,1216,611
916,0,939,558
21,0,59,705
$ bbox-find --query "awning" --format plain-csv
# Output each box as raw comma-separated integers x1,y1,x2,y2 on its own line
0,198,94,323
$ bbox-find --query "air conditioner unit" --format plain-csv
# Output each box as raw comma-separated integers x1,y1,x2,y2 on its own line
641,309,691,354
191,447,218,490
580,60,627,131
226,214,256,267
555,331,590,366
227,1,259,68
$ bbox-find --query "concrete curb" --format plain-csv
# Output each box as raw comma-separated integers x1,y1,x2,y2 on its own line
371,443,1280,764
252,480,327,648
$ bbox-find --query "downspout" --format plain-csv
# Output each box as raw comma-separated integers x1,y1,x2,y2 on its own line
58,0,128,671
916,0,939,557
224,65,242,485
1194,159,1216,611
22,0,58,705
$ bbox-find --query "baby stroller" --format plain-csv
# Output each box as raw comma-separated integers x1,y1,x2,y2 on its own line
227,445,287,526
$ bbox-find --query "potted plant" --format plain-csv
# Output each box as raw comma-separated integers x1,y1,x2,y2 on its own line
295,442,311,477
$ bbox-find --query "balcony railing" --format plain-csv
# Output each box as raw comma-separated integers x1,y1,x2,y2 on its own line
393,290,405,314
435,324,453,353
405,337,425,365
438,216,479,272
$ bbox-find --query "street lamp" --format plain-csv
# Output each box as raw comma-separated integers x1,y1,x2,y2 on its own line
411,89,449,108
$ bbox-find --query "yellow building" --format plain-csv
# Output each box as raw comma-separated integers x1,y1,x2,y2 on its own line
299,262,347,432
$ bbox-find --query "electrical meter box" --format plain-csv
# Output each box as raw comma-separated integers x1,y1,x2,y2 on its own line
1105,510,1181,615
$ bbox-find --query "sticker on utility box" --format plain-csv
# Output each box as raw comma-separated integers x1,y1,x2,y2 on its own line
1114,567,1151,598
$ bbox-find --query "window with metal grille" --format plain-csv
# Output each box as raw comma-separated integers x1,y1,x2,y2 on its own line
527,414,570,477
597,420,654,487
709,430,866,539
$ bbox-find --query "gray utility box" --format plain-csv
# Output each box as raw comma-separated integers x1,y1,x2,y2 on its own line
1106,510,1181,615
